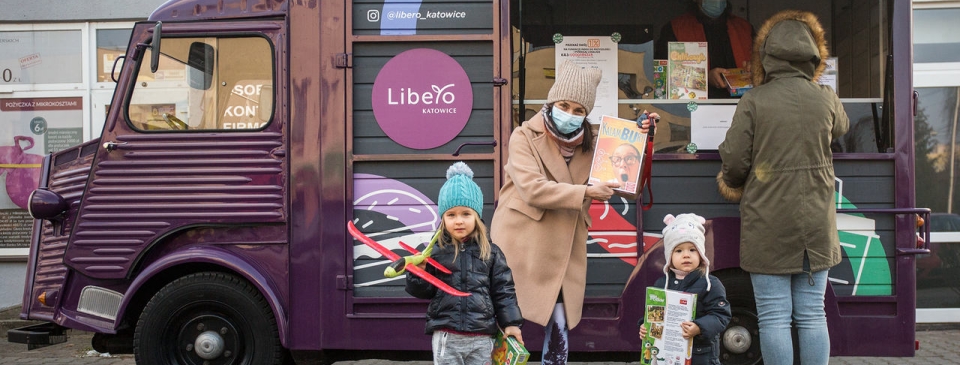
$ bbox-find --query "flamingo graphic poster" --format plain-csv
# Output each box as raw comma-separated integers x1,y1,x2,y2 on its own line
0,97,82,250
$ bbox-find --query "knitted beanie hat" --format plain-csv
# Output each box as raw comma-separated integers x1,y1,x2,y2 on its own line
438,162,484,216
662,213,711,291
547,60,603,115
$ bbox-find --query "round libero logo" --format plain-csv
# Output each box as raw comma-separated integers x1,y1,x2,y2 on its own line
371,48,473,150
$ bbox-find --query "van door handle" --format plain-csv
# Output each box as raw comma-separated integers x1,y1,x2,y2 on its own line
102,141,126,152
452,141,496,156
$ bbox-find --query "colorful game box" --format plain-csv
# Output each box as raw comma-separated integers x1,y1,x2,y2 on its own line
492,330,529,365
667,42,708,100
641,287,697,365
721,68,753,97
653,59,669,99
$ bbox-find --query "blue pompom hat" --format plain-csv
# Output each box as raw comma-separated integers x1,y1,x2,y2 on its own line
438,162,484,216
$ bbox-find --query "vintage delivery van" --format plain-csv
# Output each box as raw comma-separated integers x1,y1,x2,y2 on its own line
9,0,930,364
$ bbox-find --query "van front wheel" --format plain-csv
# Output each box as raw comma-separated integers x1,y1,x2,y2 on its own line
134,272,284,365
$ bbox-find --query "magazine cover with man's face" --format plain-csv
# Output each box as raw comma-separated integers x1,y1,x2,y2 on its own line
588,115,647,197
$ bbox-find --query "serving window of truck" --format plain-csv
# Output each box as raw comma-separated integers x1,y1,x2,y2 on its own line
8,0,928,364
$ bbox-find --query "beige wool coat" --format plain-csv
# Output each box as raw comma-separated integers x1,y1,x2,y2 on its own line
491,112,595,328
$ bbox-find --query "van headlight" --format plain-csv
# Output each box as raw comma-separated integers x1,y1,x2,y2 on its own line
28,188,68,220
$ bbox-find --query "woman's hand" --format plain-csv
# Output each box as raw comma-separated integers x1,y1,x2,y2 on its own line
504,326,523,345
638,111,660,134
586,181,620,201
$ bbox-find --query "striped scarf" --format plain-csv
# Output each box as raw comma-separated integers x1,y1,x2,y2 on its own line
541,104,584,163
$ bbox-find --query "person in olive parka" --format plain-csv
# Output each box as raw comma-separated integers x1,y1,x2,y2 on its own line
717,10,850,365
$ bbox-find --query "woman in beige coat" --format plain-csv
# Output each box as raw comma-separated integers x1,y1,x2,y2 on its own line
491,60,656,364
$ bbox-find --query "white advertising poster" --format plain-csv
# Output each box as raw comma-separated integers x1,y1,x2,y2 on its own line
818,57,839,95
0,97,83,255
556,35,618,123
690,104,736,150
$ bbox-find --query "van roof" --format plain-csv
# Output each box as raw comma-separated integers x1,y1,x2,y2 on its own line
149,0,287,22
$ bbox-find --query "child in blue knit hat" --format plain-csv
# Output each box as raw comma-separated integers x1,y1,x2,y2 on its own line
406,162,524,365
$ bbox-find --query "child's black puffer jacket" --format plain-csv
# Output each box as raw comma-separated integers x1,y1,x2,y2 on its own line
406,238,523,335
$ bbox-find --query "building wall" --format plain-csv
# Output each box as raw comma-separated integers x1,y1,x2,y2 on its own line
0,0,165,22
0,0,166,310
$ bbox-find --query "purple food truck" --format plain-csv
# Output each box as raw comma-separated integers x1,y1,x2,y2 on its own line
8,0,929,364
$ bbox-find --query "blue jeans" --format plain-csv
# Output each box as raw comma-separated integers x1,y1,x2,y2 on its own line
751,269,830,365
541,303,569,365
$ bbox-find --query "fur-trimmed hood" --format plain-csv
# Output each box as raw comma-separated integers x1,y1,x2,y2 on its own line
751,10,829,86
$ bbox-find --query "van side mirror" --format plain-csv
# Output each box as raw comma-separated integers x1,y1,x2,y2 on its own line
150,22,162,73
258,85,273,122
187,42,215,90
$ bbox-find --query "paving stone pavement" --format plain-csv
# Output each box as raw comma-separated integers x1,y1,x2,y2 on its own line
2,326,957,365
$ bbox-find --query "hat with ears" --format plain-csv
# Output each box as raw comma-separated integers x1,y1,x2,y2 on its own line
547,60,603,115
661,213,711,291
438,162,484,216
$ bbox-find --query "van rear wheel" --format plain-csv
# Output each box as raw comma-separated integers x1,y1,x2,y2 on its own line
134,272,284,365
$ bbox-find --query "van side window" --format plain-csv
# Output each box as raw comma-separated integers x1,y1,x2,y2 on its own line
126,36,274,131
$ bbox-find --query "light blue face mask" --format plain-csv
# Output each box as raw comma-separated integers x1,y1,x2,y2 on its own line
700,0,726,18
551,105,585,134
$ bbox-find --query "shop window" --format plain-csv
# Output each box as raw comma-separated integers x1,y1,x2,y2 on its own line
914,8,960,63
0,30,82,85
127,36,274,131
96,29,133,83
511,0,887,153
914,86,960,310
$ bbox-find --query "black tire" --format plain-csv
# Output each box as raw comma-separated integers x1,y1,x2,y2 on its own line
134,272,284,365
716,270,763,365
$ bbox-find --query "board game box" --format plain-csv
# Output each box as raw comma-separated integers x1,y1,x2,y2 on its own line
641,287,697,365
667,42,708,100
721,68,753,97
492,330,529,365
653,59,669,99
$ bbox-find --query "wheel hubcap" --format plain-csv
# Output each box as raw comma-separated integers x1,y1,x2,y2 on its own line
720,308,762,365
722,325,752,354
194,331,225,359
176,315,239,365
